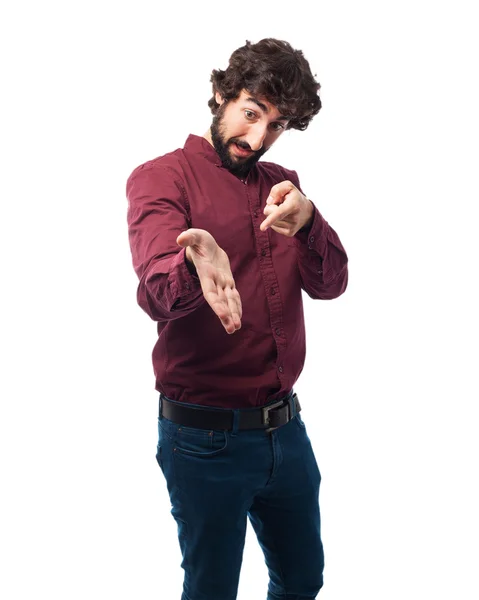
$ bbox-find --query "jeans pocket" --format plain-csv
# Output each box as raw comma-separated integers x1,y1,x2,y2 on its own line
176,425,228,457
159,417,228,457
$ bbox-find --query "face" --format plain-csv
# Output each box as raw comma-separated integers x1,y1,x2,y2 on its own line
210,89,289,178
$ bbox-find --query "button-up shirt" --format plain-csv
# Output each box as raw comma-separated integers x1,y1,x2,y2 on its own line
126,134,348,408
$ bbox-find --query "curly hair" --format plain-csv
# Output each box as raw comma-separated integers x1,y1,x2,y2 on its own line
208,38,321,131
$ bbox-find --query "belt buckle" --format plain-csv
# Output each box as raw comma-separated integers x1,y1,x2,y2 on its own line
262,399,288,433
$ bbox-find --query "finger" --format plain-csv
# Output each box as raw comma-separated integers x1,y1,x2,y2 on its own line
260,205,279,231
199,271,220,297
207,291,234,332
260,206,288,231
235,289,243,320
217,277,241,328
203,279,238,333
176,227,209,248
262,204,279,218
225,285,242,329
262,193,298,231
176,231,196,247
217,280,242,333
194,264,240,333
259,217,273,232
266,194,282,206
266,180,294,205
217,295,237,334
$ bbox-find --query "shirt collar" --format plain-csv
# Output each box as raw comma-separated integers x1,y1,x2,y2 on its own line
184,134,222,167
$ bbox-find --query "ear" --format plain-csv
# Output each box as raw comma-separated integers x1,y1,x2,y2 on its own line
215,91,224,106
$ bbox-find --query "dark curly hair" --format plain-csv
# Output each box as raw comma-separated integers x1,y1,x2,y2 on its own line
208,38,321,131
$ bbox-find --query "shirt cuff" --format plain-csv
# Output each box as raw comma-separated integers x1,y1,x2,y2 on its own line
293,202,328,255
166,248,203,312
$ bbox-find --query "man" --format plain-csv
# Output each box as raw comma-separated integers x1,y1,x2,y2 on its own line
126,38,348,600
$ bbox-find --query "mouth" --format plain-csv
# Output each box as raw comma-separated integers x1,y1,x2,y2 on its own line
231,142,254,158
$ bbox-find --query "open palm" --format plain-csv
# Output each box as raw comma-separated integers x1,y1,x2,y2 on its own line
176,228,242,334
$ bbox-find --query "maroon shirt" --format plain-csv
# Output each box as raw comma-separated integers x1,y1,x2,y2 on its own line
126,134,348,408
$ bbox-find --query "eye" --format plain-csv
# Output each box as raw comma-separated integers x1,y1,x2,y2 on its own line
270,122,285,132
244,109,256,120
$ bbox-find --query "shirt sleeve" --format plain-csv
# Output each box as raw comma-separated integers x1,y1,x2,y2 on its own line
126,163,205,321
287,170,349,300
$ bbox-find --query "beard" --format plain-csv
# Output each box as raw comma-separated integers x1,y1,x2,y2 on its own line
210,106,269,178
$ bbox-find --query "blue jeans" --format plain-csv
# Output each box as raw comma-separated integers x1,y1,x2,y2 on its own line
156,391,324,600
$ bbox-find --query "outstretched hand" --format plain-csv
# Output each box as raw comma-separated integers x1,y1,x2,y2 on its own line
176,228,242,334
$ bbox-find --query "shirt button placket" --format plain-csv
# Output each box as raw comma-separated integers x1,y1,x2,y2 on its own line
251,182,284,383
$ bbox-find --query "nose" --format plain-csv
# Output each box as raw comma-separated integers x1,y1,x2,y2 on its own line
246,124,268,151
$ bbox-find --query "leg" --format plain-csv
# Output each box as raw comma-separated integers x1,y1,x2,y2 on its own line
157,415,252,600
248,414,324,599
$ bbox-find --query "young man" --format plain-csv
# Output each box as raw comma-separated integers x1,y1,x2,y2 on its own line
126,38,348,600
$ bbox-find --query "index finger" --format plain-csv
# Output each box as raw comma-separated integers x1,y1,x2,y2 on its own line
266,180,295,205
260,203,290,232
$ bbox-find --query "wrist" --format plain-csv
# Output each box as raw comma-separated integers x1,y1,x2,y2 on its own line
299,200,314,232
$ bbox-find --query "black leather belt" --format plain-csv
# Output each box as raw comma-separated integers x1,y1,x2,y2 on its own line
159,392,301,433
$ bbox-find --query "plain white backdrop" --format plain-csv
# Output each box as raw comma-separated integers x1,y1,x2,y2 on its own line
1,1,478,598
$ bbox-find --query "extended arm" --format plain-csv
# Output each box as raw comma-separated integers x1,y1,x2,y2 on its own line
126,164,205,321
127,163,242,331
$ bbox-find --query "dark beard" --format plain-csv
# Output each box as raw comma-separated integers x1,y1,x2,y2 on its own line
210,108,268,179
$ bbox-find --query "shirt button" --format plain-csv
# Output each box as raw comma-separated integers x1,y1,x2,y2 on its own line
278,366,284,373
309,236,315,243
185,283,190,290
261,249,266,256
275,328,281,336
270,288,276,295
318,269,323,274
254,211,258,218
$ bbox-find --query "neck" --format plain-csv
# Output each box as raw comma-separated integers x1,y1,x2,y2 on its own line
203,129,213,146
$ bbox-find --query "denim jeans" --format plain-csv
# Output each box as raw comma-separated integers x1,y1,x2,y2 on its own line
156,391,324,600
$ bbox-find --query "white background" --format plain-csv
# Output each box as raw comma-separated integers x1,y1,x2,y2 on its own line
1,1,478,598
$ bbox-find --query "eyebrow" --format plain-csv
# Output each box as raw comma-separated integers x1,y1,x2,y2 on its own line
245,96,290,121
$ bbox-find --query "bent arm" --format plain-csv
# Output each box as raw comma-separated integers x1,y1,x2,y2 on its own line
126,164,205,321
294,205,348,299
288,170,348,300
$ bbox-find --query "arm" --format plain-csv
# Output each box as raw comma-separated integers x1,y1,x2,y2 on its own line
126,163,205,321
292,200,348,300
260,170,348,300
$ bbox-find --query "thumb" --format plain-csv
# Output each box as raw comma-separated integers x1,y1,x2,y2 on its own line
176,230,196,247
